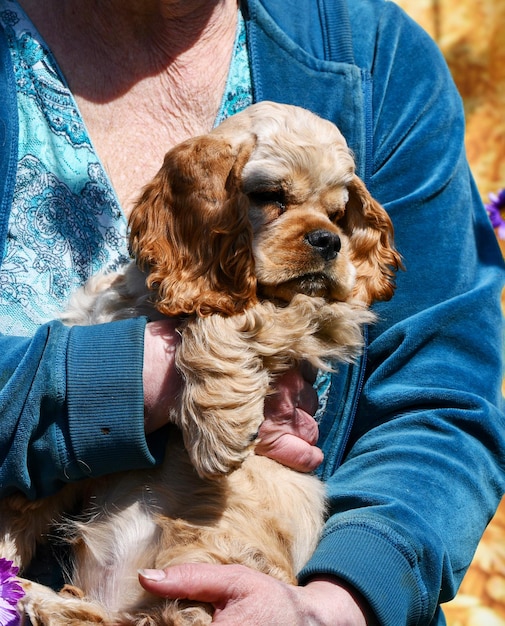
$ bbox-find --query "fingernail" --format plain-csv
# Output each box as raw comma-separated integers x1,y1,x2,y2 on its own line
138,568,166,581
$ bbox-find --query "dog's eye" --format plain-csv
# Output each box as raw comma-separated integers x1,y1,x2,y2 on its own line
248,189,286,213
328,207,345,223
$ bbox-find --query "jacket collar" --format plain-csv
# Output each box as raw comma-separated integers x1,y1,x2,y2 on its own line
242,0,368,177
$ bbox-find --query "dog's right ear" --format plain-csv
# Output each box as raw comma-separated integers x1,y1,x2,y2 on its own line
129,134,258,317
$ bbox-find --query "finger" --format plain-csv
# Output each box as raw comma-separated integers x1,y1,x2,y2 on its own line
290,407,320,445
257,433,323,472
138,563,246,604
260,407,319,445
264,376,319,423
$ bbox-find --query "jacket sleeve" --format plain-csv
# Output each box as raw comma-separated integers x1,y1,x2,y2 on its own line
0,317,166,500
0,22,166,500
299,3,505,625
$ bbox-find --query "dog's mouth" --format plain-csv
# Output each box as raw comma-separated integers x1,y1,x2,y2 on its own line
287,273,333,297
259,273,348,302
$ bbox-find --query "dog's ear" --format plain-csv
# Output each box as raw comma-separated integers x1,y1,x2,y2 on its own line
129,134,257,317
341,175,403,304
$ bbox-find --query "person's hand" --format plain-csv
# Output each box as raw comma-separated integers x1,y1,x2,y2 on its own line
138,564,376,625
257,365,323,472
143,319,182,434
143,321,322,475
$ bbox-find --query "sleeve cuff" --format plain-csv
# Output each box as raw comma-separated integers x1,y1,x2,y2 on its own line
65,317,165,479
298,520,428,625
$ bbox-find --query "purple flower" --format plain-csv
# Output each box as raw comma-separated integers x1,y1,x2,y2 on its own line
0,559,24,626
485,188,505,240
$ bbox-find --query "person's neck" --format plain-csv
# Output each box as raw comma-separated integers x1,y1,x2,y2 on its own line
17,0,238,103
16,0,240,212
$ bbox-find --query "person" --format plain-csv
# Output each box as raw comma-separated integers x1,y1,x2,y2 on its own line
0,0,503,624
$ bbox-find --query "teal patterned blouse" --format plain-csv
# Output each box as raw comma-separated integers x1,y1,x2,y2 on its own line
0,0,252,335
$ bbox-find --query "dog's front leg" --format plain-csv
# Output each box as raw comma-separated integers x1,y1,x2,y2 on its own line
174,313,270,479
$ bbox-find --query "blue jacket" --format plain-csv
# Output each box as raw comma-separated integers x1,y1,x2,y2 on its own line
1,1,504,624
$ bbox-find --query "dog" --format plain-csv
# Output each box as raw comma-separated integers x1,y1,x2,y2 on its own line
0,101,402,625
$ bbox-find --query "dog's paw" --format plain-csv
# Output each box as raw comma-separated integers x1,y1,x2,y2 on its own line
19,579,111,626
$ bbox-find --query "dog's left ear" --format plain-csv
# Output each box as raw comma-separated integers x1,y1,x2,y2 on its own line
129,134,258,317
341,175,403,304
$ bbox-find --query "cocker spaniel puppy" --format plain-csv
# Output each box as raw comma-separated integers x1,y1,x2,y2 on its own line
0,101,401,625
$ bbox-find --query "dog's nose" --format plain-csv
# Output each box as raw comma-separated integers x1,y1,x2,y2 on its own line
305,229,341,261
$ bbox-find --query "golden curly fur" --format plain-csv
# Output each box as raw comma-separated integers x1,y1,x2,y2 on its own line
0,102,401,625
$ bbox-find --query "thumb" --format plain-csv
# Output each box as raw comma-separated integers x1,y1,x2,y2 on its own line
138,563,242,605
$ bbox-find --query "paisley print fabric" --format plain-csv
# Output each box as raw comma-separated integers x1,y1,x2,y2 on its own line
0,1,252,335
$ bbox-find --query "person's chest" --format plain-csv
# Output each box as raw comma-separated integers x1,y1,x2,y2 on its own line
74,81,225,216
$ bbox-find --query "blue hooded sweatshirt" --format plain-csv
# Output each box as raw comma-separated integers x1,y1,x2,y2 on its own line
0,1,504,624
